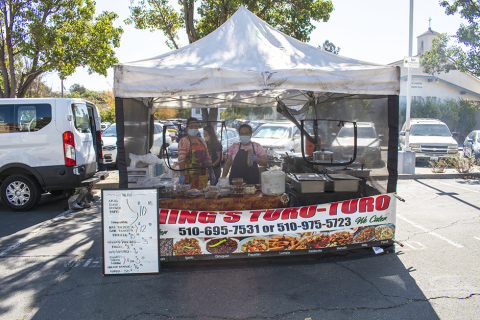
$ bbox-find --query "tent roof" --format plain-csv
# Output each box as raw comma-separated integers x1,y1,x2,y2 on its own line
114,6,399,109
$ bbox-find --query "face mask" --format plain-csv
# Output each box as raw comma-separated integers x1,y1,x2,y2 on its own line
204,136,210,141
240,136,251,144
188,129,199,136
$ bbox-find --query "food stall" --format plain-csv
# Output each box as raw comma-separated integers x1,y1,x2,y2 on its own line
113,7,400,262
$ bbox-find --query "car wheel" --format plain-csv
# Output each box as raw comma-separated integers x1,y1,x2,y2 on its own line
1,174,42,211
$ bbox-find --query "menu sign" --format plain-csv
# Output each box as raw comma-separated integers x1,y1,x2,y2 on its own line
102,189,159,275
159,194,396,261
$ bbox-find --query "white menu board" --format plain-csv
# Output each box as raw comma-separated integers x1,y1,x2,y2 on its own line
102,188,159,275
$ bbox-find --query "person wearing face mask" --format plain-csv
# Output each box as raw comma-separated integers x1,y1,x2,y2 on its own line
178,118,215,188
203,125,222,184
222,124,267,184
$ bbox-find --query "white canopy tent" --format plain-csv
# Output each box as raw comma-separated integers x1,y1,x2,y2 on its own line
113,7,400,192
114,6,399,109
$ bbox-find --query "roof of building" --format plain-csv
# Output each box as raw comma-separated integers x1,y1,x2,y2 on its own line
417,28,441,38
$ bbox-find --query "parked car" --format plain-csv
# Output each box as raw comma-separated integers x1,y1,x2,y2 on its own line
251,122,302,153
217,127,240,162
101,124,118,167
0,98,108,211
463,130,480,163
100,122,111,132
102,123,171,167
249,120,267,134
330,122,382,163
399,118,458,163
156,120,178,139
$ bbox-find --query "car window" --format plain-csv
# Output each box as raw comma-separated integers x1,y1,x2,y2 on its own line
102,124,117,137
16,104,52,133
72,103,91,133
228,130,237,138
476,133,480,142
0,104,15,133
410,124,451,137
253,126,291,139
338,126,376,139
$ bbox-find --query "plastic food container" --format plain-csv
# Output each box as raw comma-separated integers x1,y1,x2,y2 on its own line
245,186,256,194
261,170,285,195
232,178,244,185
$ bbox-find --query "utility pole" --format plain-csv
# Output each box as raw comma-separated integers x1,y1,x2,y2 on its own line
61,79,64,98
405,0,414,150
399,0,416,175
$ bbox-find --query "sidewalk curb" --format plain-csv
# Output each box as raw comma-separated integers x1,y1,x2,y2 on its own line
398,172,480,180
93,182,119,190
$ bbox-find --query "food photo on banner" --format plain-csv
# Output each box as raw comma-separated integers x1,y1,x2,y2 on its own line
158,193,396,261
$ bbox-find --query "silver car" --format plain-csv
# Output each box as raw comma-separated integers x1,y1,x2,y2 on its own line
330,122,382,163
251,122,301,152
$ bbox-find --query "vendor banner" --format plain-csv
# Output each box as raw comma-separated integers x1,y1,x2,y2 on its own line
158,194,396,261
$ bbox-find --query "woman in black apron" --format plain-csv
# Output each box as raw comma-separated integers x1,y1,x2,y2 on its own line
222,124,267,184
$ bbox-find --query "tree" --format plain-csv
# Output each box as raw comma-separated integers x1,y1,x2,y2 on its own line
421,1,480,77
99,105,116,123
420,34,457,76
0,0,123,98
320,39,340,54
126,0,334,122
70,83,86,95
155,108,177,119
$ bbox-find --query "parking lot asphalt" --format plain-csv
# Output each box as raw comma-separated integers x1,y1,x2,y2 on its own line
1,177,480,319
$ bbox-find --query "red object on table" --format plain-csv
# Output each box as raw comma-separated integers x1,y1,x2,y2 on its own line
159,192,286,211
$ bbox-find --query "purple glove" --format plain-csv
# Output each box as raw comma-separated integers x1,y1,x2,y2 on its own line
210,172,216,185
179,174,186,184
249,154,259,162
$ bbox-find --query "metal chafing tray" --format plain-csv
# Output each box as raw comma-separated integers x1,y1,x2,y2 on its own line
289,173,326,193
325,174,361,192
326,166,371,178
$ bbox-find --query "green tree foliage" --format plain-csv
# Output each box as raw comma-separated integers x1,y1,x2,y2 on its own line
320,39,340,54
126,0,334,123
220,106,273,121
99,105,116,123
126,0,334,49
421,1,480,77
0,0,123,98
420,34,457,75
70,83,87,95
176,108,192,119
399,98,479,139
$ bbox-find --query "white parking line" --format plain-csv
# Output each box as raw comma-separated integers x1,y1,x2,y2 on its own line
397,215,464,248
0,210,72,257
84,258,93,267
474,237,480,241
436,181,480,193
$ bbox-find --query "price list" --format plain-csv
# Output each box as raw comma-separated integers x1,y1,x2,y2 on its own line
102,189,159,275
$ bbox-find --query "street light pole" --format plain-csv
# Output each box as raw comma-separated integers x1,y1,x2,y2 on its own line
405,0,414,150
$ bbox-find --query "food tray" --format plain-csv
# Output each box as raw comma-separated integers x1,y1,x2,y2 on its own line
289,173,326,193
326,174,360,192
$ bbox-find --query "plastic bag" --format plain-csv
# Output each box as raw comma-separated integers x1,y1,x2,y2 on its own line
129,153,163,167
217,177,230,188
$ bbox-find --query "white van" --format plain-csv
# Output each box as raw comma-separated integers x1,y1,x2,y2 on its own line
0,98,108,211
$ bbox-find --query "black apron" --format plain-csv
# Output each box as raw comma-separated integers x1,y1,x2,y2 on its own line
229,142,260,184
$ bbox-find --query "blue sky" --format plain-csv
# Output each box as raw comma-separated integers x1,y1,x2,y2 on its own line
44,0,465,93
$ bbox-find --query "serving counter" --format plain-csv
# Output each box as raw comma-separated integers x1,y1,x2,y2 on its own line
158,191,287,211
